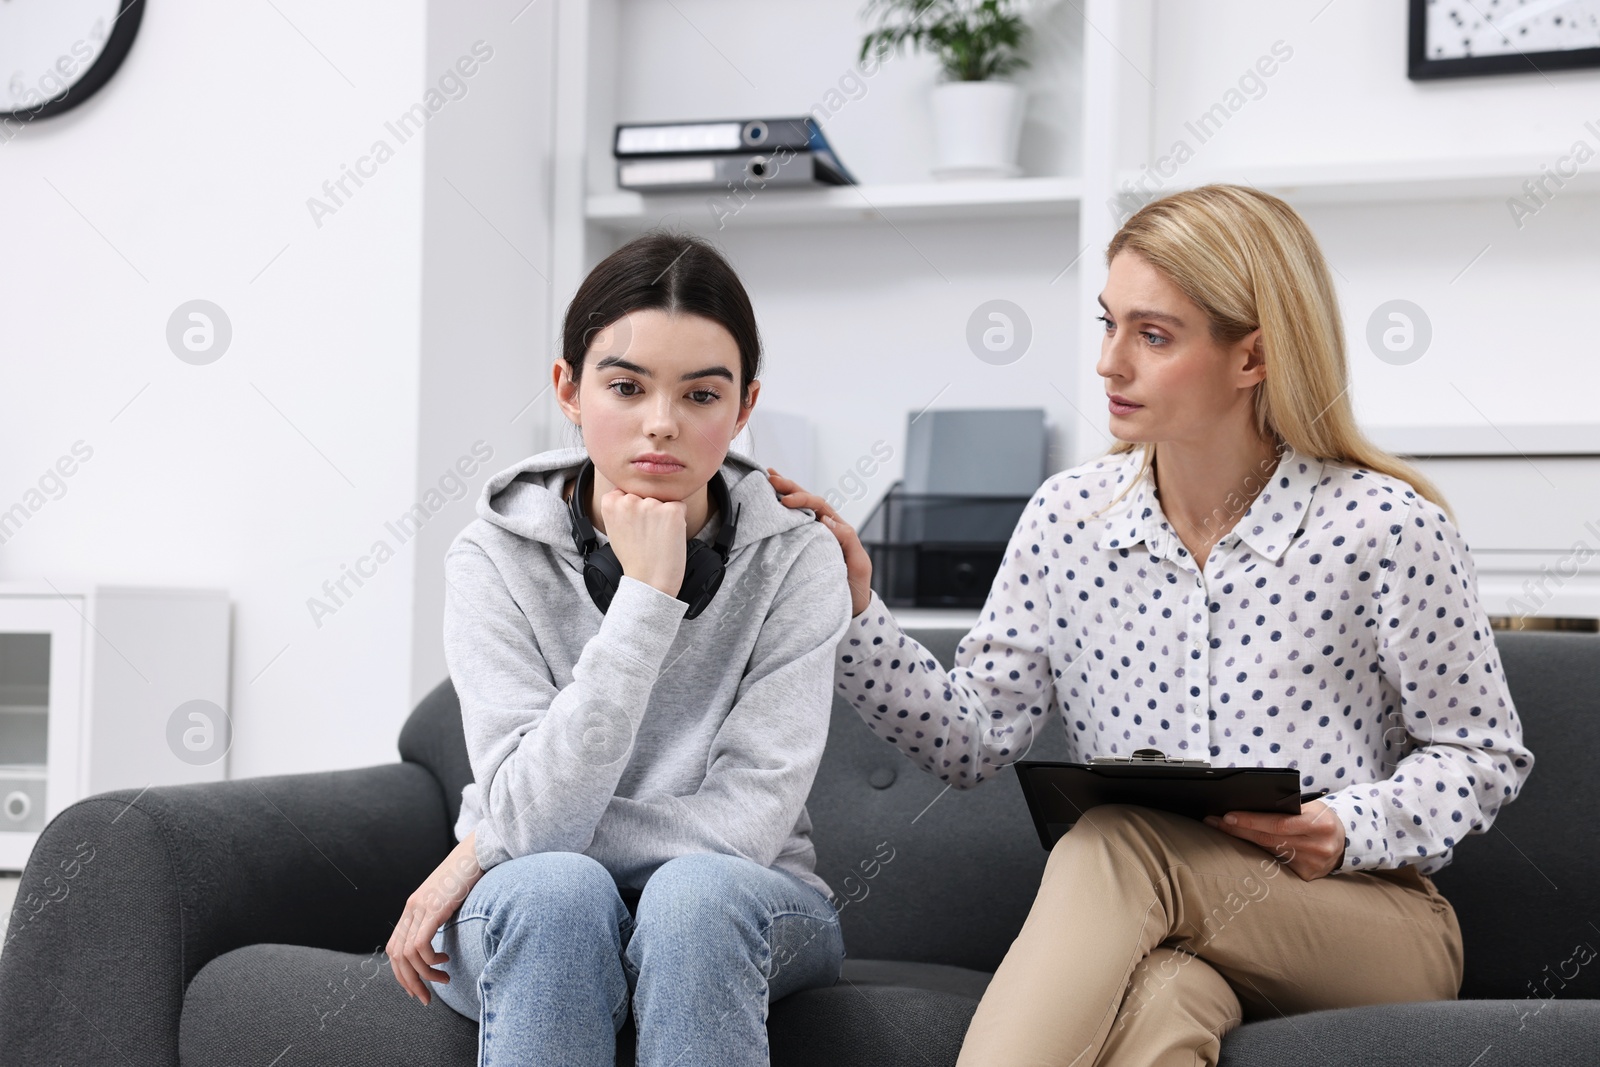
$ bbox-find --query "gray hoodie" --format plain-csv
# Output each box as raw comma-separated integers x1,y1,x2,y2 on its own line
444,445,852,902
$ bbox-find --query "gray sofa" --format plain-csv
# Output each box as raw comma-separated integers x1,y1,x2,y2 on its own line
1,627,1596,1065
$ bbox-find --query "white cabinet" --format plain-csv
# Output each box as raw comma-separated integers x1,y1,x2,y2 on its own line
0,584,230,871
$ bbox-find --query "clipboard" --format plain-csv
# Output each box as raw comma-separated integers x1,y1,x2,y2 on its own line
1014,747,1326,851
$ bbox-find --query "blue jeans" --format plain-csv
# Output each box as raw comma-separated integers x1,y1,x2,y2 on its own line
428,850,846,1066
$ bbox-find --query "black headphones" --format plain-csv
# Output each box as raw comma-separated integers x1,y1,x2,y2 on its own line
566,458,740,619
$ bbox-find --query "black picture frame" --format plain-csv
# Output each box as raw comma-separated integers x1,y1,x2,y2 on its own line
0,0,146,122
1408,0,1600,80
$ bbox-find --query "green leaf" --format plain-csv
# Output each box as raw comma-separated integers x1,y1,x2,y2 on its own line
858,0,1032,82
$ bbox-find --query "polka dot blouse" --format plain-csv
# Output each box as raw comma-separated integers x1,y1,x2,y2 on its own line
835,440,1534,875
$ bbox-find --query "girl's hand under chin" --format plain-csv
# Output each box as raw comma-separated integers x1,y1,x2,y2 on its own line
599,487,688,598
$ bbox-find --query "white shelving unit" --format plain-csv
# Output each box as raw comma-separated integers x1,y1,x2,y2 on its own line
0,584,231,871
543,0,1599,629
586,175,1084,231
546,0,1121,459
1120,155,1600,207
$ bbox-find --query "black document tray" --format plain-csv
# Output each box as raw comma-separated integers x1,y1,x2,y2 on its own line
1014,759,1304,850
856,481,1031,608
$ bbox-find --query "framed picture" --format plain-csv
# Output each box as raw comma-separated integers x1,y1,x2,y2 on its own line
1409,0,1600,79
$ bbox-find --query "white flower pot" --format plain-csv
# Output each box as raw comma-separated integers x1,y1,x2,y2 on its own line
930,80,1026,181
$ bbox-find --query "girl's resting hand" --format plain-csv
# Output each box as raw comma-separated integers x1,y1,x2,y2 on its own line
388,829,486,1007
1203,799,1348,881
766,467,873,618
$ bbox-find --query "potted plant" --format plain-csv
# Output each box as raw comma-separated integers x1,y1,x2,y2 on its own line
859,0,1033,180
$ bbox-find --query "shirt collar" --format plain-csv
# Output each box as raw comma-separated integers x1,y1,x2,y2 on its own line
1098,440,1321,564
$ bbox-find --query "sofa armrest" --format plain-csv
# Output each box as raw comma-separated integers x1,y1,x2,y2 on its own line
0,761,452,1067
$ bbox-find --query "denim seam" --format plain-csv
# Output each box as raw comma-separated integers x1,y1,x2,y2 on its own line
431,913,487,1019
614,909,634,1021
763,906,843,993
747,912,778,1064
765,903,841,924
771,873,844,926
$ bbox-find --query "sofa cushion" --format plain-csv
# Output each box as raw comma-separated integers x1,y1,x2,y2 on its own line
182,943,478,1064
839,957,993,999
1427,631,1600,1001
1215,998,1600,1065
767,982,977,1067
180,943,986,1066
183,942,1600,1065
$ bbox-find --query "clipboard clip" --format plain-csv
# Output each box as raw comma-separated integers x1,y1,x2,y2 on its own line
1089,747,1212,768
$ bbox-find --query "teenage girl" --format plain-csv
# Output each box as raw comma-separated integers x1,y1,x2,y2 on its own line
386,231,854,1067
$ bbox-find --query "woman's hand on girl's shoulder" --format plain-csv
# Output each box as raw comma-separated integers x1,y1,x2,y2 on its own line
766,467,873,617
387,830,485,1006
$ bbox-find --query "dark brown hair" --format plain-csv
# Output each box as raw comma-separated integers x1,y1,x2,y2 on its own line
561,230,762,406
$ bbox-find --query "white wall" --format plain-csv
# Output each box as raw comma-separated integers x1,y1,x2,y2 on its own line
1149,1,1595,170
1144,0,1600,428
408,3,557,706
0,1,429,778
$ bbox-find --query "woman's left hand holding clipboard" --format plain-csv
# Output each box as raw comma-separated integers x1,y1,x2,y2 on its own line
1204,800,1347,881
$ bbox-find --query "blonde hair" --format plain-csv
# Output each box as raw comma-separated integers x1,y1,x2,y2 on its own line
1085,183,1455,527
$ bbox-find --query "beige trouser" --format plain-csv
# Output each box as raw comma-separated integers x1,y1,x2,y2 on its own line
956,803,1464,1067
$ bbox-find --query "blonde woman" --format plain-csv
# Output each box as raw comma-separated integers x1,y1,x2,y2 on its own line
768,184,1534,1065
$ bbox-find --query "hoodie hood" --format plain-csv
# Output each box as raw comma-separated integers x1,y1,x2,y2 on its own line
472,445,816,559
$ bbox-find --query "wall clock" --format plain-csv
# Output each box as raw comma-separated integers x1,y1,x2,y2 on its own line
1,0,144,122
